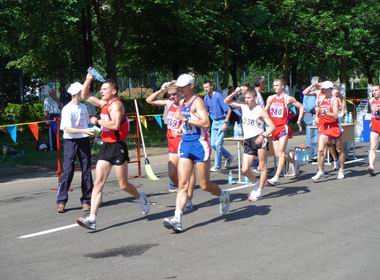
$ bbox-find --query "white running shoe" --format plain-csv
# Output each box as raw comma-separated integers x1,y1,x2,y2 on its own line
267,177,278,186
163,216,183,233
210,166,221,172
219,190,230,215
311,171,325,182
248,188,262,202
337,170,345,180
138,192,150,215
224,156,233,169
77,216,96,230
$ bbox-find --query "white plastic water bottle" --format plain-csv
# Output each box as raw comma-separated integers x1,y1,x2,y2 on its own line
87,67,105,82
348,112,353,123
233,122,239,138
344,112,349,123
228,171,234,184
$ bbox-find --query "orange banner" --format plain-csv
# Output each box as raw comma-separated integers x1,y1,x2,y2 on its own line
28,122,39,141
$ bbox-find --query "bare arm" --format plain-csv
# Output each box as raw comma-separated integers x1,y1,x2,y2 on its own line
224,88,242,108
289,96,304,130
64,127,94,135
264,95,274,112
146,82,171,106
260,108,275,137
175,98,210,129
91,101,123,130
302,83,319,96
81,73,102,108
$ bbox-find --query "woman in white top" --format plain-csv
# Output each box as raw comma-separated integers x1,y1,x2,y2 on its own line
225,88,275,201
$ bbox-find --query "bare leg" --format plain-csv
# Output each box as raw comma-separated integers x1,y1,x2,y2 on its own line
176,158,195,212
369,132,379,170
114,162,140,198
168,153,179,185
317,134,329,173
90,160,112,216
257,148,268,189
241,153,256,182
335,138,345,171
273,135,289,178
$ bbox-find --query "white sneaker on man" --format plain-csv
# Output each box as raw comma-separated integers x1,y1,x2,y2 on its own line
248,188,262,202
311,171,325,182
267,177,279,186
337,170,345,180
210,166,221,172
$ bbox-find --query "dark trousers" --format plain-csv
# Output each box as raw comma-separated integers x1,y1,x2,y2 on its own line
56,137,93,205
48,114,60,151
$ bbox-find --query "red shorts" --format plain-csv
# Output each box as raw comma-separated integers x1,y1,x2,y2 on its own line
168,136,181,154
272,124,293,141
319,123,343,139
371,118,380,134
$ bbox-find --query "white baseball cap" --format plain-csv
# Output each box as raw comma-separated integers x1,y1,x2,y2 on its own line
175,74,195,87
320,81,334,89
67,82,83,95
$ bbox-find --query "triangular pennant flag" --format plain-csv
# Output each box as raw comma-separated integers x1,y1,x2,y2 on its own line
140,116,148,129
6,125,17,143
153,115,162,128
28,122,39,141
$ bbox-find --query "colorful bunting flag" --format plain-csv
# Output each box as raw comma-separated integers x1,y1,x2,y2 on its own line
6,125,17,143
153,115,163,128
140,116,147,129
28,122,39,141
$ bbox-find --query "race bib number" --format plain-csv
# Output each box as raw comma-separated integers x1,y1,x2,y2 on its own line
270,104,284,118
242,117,255,126
167,117,179,130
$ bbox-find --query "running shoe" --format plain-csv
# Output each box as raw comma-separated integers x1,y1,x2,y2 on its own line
368,167,375,177
267,177,278,186
337,170,345,180
219,190,230,215
311,171,325,182
224,156,233,169
138,192,150,215
57,203,65,213
248,188,262,202
162,216,183,233
332,160,339,171
184,200,193,212
77,217,96,230
168,182,177,193
82,204,91,212
210,166,221,172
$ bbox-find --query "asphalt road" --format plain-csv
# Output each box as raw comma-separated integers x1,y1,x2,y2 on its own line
0,137,379,280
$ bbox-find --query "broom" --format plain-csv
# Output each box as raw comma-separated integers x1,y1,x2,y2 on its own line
134,99,159,180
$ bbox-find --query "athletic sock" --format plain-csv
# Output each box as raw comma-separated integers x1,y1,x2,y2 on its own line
88,214,96,222
174,210,182,221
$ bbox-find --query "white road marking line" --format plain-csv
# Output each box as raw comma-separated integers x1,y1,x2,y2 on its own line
17,224,79,239
226,184,255,192
16,184,252,239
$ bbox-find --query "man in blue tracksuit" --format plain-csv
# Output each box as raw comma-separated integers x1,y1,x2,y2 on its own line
203,80,233,172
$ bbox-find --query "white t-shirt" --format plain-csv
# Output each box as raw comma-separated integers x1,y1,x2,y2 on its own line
60,102,89,139
241,104,265,139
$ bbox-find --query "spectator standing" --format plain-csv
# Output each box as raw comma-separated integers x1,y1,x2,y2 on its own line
43,88,63,151
56,82,94,213
203,80,233,172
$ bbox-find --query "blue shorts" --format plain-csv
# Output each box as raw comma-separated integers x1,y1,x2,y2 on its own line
179,139,210,162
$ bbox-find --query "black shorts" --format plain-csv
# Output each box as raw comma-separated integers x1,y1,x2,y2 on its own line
243,135,268,157
97,141,130,165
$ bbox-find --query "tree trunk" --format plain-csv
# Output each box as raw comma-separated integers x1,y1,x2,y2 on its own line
222,0,230,87
80,1,93,70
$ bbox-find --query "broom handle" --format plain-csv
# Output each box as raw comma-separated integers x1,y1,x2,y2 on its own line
134,99,148,159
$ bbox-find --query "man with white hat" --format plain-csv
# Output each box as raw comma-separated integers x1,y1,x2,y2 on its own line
162,73,230,233
56,82,94,213
312,80,345,181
